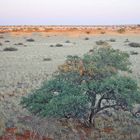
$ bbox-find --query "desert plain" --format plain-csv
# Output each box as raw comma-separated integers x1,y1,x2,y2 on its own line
0,25,140,139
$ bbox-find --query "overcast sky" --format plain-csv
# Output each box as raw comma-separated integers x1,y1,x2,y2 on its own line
0,0,140,25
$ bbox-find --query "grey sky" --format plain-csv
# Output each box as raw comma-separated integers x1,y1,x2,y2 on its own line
0,0,140,25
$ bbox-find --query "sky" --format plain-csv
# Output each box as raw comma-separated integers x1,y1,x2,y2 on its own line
0,0,140,25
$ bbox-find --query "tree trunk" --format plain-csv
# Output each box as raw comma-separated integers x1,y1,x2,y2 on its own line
89,110,95,127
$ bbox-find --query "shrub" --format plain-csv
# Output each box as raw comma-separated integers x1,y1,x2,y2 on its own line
43,58,52,61
21,47,140,127
96,40,109,46
86,31,90,34
0,43,2,46
84,37,89,40
55,44,63,47
128,42,140,48
130,51,139,55
50,45,54,47
100,31,105,34
65,40,70,43
26,38,35,42
0,36,4,39
124,39,129,43
97,28,102,30
5,40,10,43
109,38,116,42
3,47,18,51
117,28,125,33
14,43,24,45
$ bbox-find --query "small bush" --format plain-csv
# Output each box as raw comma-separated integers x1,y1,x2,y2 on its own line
55,44,63,47
43,58,52,61
117,28,125,33
3,47,18,51
0,43,2,46
124,39,129,43
0,36,4,39
50,45,54,47
86,31,90,34
5,40,10,43
14,43,24,45
96,40,109,46
129,42,140,48
65,40,70,43
84,37,89,40
130,51,139,55
97,28,102,30
100,31,105,34
109,38,116,42
26,38,35,42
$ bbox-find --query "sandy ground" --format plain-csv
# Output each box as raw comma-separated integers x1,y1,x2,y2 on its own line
0,32,140,124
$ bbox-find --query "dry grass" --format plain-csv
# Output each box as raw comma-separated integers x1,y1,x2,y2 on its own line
14,111,140,140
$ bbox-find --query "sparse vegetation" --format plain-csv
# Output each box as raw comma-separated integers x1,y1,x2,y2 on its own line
26,38,35,42
100,31,106,34
3,47,18,51
55,44,63,47
129,42,140,48
5,40,10,43
21,47,140,128
109,38,116,42
130,51,139,55
117,28,125,33
97,28,102,30
96,40,109,46
14,43,24,45
50,45,54,47
0,42,2,46
43,58,52,61
65,40,70,43
0,36,4,39
84,37,89,40
86,31,90,34
124,39,129,43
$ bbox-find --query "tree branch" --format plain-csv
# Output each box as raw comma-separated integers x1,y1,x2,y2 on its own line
95,104,117,114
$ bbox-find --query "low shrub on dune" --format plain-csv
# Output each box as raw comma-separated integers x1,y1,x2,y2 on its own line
129,42,140,48
3,47,18,51
26,38,35,42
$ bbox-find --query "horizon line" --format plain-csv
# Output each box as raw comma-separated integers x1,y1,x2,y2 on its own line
0,24,139,27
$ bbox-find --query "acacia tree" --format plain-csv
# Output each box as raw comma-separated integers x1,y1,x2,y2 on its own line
21,47,140,126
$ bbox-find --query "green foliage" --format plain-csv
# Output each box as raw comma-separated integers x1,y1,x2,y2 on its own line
21,76,89,119
21,47,140,126
83,47,131,79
